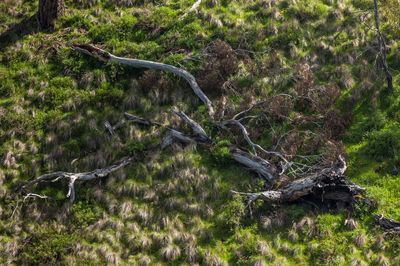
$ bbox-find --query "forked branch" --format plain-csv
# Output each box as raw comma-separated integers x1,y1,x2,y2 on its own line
22,158,132,202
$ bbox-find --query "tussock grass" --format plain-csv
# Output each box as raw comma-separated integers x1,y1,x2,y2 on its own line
161,245,181,262
1,0,399,264
353,232,367,247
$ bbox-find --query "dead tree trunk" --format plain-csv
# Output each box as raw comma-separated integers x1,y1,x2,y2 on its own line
373,0,393,91
37,0,65,30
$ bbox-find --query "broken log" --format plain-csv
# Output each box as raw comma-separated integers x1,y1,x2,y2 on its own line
231,155,365,215
374,213,400,234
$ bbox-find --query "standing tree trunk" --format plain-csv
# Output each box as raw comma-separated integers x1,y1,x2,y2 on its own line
37,0,65,30
373,0,393,91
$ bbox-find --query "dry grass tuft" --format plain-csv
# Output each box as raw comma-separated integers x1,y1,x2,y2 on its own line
345,219,358,230
119,201,135,219
310,243,318,251
257,240,270,255
374,254,390,266
161,245,181,262
353,233,367,247
372,235,385,251
153,233,172,248
203,249,226,266
288,229,298,242
138,70,173,106
160,216,170,229
137,254,151,266
184,244,199,264
105,251,119,265
136,235,152,251
252,258,266,266
350,258,367,266
3,151,16,168
281,243,290,252
4,239,18,257
259,216,272,231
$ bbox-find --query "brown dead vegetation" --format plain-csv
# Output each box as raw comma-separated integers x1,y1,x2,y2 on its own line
198,39,238,95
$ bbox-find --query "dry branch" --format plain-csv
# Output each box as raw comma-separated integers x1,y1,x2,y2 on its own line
180,0,202,19
22,158,132,202
374,214,400,235
231,148,279,184
72,44,215,117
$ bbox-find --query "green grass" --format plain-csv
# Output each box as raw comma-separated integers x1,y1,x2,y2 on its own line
0,0,399,264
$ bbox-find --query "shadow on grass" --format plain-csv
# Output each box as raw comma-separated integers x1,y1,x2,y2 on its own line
0,14,38,52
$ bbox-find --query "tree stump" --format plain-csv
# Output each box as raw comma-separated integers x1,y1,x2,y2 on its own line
37,0,65,30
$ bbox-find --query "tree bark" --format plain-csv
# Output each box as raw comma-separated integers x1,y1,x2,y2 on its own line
37,0,65,30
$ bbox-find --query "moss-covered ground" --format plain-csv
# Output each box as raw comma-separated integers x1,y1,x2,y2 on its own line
0,0,399,264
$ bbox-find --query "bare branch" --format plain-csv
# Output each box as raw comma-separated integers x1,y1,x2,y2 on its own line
124,112,164,127
172,108,210,142
180,0,202,19
72,44,215,117
22,158,132,202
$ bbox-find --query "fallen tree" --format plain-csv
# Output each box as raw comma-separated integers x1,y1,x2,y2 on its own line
18,43,399,234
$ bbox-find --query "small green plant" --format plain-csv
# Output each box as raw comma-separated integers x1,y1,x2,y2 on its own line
71,201,102,228
363,123,400,161
211,139,232,166
216,194,245,232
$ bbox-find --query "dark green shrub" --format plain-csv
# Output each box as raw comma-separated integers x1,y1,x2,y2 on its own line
363,123,400,161
216,194,245,232
211,139,232,166
19,228,77,265
71,201,102,228
351,0,374,10
360,111,387,132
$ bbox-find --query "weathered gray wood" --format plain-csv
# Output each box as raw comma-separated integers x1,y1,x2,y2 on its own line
22,159,131,202
72,44,215,117
231,148,278,183
231,156,360,207
374,214,400,234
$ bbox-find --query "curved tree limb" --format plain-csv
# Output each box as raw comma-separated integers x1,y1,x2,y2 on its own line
72,43,215,117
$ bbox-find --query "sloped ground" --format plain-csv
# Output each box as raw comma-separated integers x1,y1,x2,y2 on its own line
0,0,399,265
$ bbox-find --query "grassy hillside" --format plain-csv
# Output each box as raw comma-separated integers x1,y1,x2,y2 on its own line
0,0,399,265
